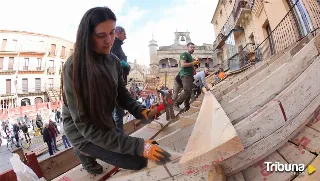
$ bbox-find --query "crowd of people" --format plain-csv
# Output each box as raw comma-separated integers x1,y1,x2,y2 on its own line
0,108,72,157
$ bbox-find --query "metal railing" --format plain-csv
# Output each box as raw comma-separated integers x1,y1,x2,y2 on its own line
16,86,46,94
233,0,251,20
213,8,236,50
18,66,44,71
227,43,256,71
254,0,319,62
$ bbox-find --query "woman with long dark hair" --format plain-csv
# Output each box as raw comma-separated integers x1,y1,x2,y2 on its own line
61,6,170,174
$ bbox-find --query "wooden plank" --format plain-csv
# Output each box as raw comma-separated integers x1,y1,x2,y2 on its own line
277,142,316,165
191,101,202,108
221,91,320,176
178,116,196,129
108,164,171,181
130,113,170,140
180,106,200,117
52,160,115,181
147,146,183,169
153,121,182,140
293,155,320,181
208,165,226,181
220,35,311,106
212,40,301,100
306,105,320,132
39,148,81,181
179,92,244,173
227,172,246,181
223,36,318,124
235,55,320,148
39,148,75,171
242,151,293,181
290,127,320,153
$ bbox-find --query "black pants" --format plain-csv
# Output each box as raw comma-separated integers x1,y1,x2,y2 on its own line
24,132,30,141
79,143,147,170
46,141,54,156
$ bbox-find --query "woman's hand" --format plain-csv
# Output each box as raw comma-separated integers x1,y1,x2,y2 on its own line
142,140,171,163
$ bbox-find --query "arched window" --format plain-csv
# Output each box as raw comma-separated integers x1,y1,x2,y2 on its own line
21,98,31,106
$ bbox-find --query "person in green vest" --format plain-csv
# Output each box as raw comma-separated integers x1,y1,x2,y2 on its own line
173,42,200,111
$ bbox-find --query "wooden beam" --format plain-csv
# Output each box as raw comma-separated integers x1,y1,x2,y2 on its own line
222,92,320,176
52,160,117,181
226,172,246,181
222,35,319,124
277,142,316,165
208,165,226,181
220,35,312,106
234,55,320,148
39,148,81,181
290,127,320,153
293,155,320,181
179,92,244,173
242,151,293,181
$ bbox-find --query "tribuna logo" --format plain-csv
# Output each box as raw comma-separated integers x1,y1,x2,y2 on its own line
265,162,305,175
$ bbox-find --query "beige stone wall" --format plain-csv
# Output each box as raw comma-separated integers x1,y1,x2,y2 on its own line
253,0,291,45
212,0,236,36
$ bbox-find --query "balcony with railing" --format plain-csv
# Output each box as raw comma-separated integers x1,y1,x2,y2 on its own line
233,0,251,27
226,0,320,73
227,43,256,72
16,86,46,95
18,66,45,73
213,11,235,50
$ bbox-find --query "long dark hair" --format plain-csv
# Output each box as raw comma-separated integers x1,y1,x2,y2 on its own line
71,7,117,128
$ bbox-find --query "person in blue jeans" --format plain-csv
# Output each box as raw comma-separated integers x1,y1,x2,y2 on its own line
111,26,131,131
59,121,71,149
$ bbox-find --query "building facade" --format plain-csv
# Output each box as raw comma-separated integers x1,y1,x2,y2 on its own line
211,0,320,71
127,59,150,90
0,30,74,110
148,31,216,89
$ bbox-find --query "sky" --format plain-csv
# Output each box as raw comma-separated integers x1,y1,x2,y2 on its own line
0,0,218,66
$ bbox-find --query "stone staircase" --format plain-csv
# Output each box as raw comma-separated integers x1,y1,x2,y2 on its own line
46,88,60,103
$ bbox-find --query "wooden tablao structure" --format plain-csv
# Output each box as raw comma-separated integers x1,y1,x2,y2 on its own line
2,6,320,181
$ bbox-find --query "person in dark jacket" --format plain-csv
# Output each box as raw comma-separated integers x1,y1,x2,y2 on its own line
111,26,130,131
61,7,170,175
21,122,30,143
48,120,59,152
56,109,61,123
12,122,20,147
43,123,54,156
111,26,130,84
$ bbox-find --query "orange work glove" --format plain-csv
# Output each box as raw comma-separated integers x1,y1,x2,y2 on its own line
193,60,200,65
143,140,171,163
140,109,158,124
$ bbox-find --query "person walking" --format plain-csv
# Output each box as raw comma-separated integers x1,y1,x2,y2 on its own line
21,122,31,143
59,121,71,149
48,120,59,152
43,123,54,156
173,42,199,111
61,6,169,175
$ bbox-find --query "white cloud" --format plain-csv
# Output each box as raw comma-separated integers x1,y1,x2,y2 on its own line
122,0,218,66
0,0,127,41
0,0,218,66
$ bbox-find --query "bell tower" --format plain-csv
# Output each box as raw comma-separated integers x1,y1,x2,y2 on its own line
173,31,191,46
149,35,159,75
